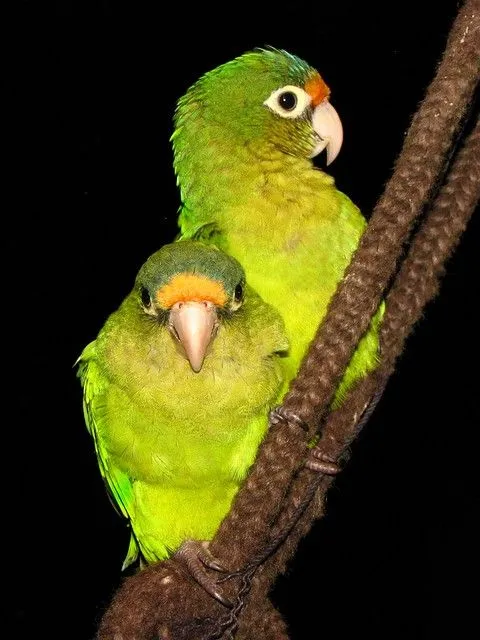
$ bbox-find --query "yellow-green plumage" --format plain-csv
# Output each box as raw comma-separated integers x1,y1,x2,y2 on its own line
173,48,384,403
77,241,288,566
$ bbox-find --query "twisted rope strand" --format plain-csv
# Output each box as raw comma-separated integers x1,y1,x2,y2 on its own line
282,0,480,425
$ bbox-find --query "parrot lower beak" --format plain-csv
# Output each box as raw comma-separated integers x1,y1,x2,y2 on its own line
310,99,343,165
169,301,218,372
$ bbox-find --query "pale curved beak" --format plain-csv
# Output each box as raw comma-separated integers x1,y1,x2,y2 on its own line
310,99,344,165
169,301,217,372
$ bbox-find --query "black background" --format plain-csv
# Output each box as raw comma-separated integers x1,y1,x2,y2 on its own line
10,1,478,638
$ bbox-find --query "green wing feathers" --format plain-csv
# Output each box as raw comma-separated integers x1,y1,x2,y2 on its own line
77,342,140,567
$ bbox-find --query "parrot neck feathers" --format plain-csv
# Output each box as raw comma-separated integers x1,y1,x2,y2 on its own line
173,119,336,233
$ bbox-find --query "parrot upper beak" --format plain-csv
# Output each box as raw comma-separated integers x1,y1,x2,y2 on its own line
169,301,218,372
310,99,344,165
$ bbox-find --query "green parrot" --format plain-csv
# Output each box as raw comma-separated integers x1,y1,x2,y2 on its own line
172,48,384,405
77,240,288,598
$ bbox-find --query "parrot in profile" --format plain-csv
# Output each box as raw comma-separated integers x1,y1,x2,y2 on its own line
77,240,288,599
172,48,384,405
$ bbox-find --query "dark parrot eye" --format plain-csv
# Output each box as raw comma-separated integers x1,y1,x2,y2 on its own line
234,283,244,302
140,287,152,307
264,85,310,119
278,91,297,111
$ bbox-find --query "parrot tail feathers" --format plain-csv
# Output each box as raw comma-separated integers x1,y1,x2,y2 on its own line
121,533,140,571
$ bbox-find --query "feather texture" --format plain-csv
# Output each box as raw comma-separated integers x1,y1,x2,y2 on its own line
173,49,384,403
78,242,288,566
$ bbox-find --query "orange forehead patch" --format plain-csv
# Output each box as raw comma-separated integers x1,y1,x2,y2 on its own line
304,74,330,107
156,273,227,308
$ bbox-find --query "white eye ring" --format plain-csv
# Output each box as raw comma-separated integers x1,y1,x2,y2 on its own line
263,85,312,119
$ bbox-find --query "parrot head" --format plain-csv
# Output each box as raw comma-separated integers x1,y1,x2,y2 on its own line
135,241,246,372
173,47,343,164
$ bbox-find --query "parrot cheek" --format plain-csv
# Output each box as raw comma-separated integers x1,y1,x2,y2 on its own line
274,122,318,159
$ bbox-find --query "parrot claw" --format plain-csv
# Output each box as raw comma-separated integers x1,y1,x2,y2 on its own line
305,448,341,475
269,406,308,432
175,540,233,608
270,407,340,474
